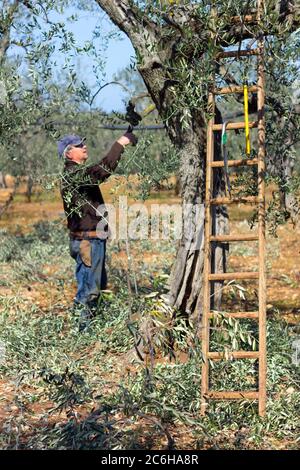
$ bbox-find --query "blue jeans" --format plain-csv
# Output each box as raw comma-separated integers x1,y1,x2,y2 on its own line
69,238,107,309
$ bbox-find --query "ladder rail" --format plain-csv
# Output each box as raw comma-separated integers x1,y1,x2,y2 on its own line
201,1,218,416
201,89,215,415
201,1,267,416
257,1,267,416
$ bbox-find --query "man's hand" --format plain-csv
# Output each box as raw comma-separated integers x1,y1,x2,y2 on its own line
117,132,138,147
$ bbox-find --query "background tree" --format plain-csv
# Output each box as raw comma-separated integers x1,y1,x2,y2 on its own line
0,0,121,203
0,1,74,202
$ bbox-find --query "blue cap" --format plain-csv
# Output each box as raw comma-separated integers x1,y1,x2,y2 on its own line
57,134,85,158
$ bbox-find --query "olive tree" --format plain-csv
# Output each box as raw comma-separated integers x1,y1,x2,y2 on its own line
0,0,116,202
93,0,300,316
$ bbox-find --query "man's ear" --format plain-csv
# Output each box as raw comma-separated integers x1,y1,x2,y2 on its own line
64,146,72,160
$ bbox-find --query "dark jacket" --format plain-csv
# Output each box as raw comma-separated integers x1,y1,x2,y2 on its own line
61,142,124,233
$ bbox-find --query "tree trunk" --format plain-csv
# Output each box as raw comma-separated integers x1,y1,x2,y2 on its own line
26,175,34,203
0,178,19,219
174,175,181,196
166,112,228,321
139,57,229,317
280,149,299,223
0,172,7,188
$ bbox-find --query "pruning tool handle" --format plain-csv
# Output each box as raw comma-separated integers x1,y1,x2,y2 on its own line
221,122,231,198
125,124,137,147
125,100,156,147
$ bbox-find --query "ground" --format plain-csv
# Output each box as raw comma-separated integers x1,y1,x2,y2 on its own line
0,179,299,450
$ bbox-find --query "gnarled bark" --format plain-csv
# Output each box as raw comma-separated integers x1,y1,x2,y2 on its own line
167,110,228,319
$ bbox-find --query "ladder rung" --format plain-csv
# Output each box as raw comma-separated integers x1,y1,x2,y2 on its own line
212,121,258,131
210,234,258,242
207,351,259,360
208,272,259,281
216,48,260,59
210,158,258,168
209,311,259,319
205,391,259,400
210,196,261,205
214,85,258,95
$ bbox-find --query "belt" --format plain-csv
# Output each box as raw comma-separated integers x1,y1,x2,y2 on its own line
70,230,107,240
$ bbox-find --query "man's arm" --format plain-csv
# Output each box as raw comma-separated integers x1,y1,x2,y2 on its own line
86,132,137,183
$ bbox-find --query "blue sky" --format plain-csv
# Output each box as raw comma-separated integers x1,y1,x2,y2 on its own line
8,5,135,113
63,6,136,112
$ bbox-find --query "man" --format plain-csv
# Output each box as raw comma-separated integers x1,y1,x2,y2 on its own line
58,131,137,331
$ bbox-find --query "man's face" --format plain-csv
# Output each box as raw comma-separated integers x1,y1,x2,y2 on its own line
66,143,88,164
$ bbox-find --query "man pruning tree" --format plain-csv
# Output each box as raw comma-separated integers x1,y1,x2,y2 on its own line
58,131,137,331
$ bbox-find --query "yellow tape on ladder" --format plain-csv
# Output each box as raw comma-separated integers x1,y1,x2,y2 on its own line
167,0,180,17
142,104,156,118
243,82,251,156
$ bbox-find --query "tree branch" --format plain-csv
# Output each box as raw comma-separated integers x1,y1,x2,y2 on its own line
0,0,38,62
220,0,300,45
0,0,19,63
89,80,131,107
94,0,166,93
94,0,157,47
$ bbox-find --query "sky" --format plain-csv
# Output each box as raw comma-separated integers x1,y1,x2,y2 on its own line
62,6,136,112
7,4,135,113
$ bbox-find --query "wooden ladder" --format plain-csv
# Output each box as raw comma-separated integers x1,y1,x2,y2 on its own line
201,5,266,417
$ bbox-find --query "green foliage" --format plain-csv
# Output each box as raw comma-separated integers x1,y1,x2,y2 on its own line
117,134,180,199
40,367,91,412
0,221,69,282
210,314,257,353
